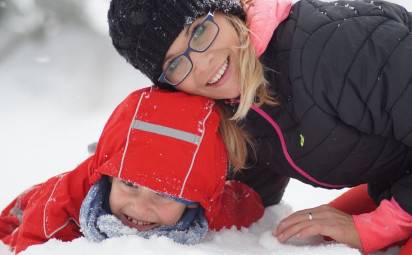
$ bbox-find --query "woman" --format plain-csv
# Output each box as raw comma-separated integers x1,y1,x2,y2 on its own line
107,0,412,253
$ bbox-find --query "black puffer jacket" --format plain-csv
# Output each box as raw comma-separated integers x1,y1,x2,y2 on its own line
233,0,412,213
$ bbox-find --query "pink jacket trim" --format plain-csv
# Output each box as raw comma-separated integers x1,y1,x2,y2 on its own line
353,198,412,254
250,105,347,188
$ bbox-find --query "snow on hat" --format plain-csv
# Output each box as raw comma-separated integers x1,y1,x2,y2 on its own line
108,0,245,87
92,87,228,219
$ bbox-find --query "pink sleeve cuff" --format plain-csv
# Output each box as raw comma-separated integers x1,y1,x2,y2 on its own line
353,198,412,254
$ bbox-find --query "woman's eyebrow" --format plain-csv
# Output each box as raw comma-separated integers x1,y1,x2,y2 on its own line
163,23,195,66
185,21,194,36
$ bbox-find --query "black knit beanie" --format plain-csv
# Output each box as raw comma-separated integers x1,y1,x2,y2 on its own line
108,0,245,89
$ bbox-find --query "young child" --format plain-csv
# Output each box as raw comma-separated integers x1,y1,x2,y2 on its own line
0,88,264,254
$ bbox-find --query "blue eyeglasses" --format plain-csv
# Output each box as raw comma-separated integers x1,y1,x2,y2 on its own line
158,12,219,86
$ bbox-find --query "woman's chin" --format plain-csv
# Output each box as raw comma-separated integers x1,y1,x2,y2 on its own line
214,87,241,100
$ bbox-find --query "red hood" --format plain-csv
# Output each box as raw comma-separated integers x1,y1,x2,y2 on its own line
89,87,228,214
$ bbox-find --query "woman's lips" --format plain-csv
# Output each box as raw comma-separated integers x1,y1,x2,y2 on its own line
206,56,231,88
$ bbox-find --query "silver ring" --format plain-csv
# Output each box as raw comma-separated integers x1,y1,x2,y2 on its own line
308,212,313,221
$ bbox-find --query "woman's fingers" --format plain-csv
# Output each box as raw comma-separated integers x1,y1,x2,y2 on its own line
274,210,311,235
273,205,362,249
276,217,316,242
295,216,361,249
275,205,329,235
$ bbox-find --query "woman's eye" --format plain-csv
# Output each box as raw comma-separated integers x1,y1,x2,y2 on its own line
168,58,181,72
192,24,206,40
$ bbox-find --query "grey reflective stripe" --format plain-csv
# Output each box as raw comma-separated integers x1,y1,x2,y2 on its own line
132,120,201,144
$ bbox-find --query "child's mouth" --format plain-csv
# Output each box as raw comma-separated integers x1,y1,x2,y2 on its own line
121,214,159,231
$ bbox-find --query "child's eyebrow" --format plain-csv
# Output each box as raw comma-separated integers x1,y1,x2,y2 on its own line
122,180,139,188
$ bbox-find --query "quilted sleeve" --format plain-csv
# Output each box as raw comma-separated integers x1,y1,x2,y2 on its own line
297,0,412,146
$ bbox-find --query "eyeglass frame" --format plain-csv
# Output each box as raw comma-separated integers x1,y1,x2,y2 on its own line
158,11,220,87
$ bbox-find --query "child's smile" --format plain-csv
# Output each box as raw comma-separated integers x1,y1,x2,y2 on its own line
121,214,160,231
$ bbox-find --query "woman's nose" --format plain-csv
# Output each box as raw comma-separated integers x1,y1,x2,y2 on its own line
190,51,214,80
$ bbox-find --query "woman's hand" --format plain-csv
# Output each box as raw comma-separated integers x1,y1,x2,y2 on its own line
274,205,362,249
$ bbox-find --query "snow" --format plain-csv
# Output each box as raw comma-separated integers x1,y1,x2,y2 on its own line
1,0,411,254
3,205,366,255
0,204,400,255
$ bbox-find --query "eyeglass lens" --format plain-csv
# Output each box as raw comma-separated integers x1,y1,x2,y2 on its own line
164,19,218,85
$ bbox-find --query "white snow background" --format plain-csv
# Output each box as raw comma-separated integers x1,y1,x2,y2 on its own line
0,0,410,254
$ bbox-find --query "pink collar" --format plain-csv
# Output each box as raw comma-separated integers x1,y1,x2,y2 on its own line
244,0,292,57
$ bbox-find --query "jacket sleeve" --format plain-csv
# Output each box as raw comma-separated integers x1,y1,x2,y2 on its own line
206,180,264,231
229,106,290,207
0,183,41,246
233,169,290,207
296,0,412,147
353,198,412,253
286,3,412,247
0,156,93,254
295,0,412,211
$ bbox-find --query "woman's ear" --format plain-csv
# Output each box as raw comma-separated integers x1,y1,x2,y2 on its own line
241,0,255,11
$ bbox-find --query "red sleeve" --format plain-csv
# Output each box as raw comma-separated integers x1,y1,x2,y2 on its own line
206,180,264,230
1,156,93,254
0,213,19,240
353,198,412,254
0,183,41,241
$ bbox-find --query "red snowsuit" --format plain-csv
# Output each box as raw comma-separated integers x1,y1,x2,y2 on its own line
0,88,264,254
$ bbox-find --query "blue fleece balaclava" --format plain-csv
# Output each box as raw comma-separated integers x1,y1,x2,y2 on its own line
79,177,208,244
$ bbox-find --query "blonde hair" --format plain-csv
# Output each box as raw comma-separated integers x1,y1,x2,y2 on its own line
216,14,279,171
217,103,253,171
227,15,278,121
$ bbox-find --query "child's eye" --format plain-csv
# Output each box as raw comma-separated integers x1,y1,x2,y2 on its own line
155,192,172,201
122,180,137,188
155,192,167,198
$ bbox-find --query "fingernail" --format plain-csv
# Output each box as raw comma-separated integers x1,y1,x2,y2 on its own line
277,234,284,241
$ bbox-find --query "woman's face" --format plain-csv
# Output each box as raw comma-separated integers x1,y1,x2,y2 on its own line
109,178,187,231
163,13,241,99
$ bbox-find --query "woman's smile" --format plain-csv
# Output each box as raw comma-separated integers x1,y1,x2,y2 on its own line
207,56,230,86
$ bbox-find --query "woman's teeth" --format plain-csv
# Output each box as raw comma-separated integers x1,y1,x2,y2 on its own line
126,215,152,226
207,58,229,85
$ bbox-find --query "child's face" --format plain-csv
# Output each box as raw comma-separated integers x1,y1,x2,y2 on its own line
109,177,187,231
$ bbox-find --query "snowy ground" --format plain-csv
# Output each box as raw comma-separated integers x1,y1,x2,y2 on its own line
1,0,410,254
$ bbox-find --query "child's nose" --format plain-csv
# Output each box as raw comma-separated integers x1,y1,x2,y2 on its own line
129,189,155,214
